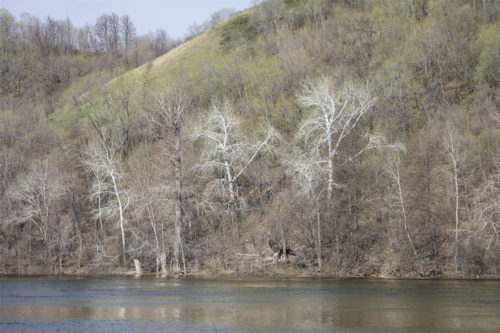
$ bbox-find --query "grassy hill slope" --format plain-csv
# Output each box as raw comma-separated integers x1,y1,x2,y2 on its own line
2,0,499,278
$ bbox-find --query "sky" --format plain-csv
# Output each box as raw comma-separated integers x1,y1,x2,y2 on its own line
0,0,253,39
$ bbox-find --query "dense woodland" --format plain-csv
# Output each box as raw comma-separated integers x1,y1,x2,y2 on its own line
0,0,499,278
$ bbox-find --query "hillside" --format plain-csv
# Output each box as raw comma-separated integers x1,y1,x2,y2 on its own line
1,0,499,278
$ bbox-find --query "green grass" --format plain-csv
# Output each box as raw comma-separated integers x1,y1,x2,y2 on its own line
217,13,257,48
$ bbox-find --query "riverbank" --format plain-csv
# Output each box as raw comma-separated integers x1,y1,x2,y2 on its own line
3,265,498,280
3,247,497,279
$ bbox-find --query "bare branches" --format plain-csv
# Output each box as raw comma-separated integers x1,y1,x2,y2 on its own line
83,143,129,263
444,122,467,272
470,162,500,247
7,161,63,261
234,126,283,181
297,77,375,149
148,84,190,273
284,150,328,196
385,152,418,258
296,76,375,199
349,134,406,163
86,78,143,159
194,101,282,217
150,85,190,138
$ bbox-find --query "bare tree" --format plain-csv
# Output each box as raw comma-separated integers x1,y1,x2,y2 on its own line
148,29,175,57
186,22,205,39
194,102,281,238
94,13,120,54
208,8,236,28
8,161,63,265
297,76,375,200
0,114,19,214
285,150,326,270
87,79,143,159
149,85,190,274
0,9,17,57
94,14,110,53
252,0,287,35
76,24,96,53
385,152,418,259
84,143,129,264
470,162,499,249
61,171,84,268
129,156,163,272
289,75,396,270
86,152,106,257
285,138,401,270
444,123,466,272
120,15,136,54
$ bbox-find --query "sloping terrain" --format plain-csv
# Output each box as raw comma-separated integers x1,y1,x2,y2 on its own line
1,1,499,278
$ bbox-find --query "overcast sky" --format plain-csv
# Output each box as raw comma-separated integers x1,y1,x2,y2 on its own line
0,0,253,39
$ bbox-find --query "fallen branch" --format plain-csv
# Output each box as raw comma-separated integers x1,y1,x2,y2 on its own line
236,253,260,257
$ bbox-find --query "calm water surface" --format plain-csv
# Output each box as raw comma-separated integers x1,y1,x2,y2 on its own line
0,276,499,332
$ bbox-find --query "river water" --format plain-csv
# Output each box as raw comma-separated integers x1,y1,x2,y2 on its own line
0,276,498,332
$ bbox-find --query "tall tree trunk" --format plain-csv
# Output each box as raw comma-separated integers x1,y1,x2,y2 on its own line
145,203,160,272
447,129,461,273
69,189,83,268
173,124,185,273
453,159,459,272
137,171,160,272
326,119,334,200
423,160,438,258
224,157,239,240
316,201,323,272
110,171,126,264
394,164,418,258
97,181,105,254
225,158,236,206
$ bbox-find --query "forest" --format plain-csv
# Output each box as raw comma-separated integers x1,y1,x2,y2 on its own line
0,0,499,278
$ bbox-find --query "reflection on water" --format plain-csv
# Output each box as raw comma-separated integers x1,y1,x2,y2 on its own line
0,276,499,332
